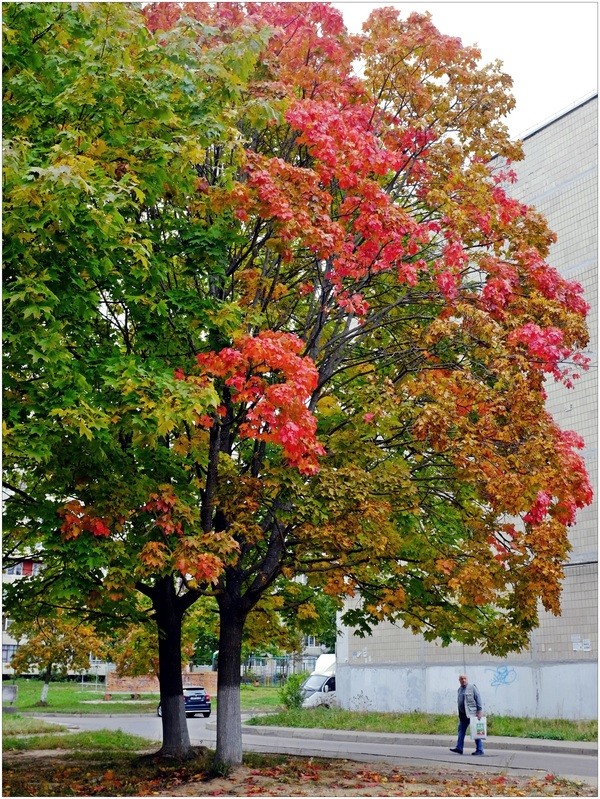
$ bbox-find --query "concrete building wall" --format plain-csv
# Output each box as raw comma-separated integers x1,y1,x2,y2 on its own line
337,95,598,719
339,663,597,720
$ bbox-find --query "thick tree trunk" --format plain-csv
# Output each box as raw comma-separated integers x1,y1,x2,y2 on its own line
215,597,246,768
154,576,192,759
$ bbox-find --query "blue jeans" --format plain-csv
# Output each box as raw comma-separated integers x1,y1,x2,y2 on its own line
456,714,484,753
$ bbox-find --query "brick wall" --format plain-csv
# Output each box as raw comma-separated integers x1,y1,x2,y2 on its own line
105,671,217,698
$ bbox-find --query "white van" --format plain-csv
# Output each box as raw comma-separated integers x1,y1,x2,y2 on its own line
301,654,337,708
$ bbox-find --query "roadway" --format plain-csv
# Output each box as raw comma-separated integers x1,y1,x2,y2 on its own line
35,713,598,787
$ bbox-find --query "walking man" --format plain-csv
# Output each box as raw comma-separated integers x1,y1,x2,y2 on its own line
449,673,484,755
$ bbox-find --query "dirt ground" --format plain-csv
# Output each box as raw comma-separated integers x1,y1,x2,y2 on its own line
2,750,596,797
157,759,596,797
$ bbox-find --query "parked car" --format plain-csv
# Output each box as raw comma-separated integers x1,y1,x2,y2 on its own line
157,686,211,718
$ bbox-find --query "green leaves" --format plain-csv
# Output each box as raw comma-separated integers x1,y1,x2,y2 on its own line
2,5,279,650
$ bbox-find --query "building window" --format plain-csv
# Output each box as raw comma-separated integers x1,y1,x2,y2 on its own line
2,644,19,663
304,635,320,648
4,562,23,575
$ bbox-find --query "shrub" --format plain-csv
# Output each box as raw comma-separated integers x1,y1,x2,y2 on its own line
278,672,308,710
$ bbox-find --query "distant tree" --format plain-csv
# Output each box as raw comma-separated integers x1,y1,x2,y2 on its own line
187,598,220,668
276,581,338,653
10,612,107,705
3,2,592,768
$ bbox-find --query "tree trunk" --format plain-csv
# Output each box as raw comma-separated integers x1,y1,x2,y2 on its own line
154,576,192,759
39,666,51,705
215,596,246,768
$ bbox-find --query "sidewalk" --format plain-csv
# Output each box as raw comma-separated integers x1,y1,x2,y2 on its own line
242,722,598,757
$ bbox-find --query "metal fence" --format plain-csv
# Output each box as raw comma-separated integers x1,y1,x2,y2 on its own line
242,654,318,684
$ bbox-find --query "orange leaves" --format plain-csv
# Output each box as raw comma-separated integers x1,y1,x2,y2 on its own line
241,152,344,259
136,488,236,584
176,551,223,585
435,559,456,576
139,540,169,570
449,567,498,608
367,586,407,619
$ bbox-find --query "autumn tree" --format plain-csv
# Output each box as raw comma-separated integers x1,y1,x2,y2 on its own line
3,0,271,758
3,1,592,767
9,611,107,705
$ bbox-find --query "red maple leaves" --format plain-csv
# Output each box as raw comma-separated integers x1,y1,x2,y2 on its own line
110,1,593,637
195,332,325,475
58,500,111,539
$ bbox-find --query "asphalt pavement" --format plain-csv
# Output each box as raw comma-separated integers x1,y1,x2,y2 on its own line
240,722,598,786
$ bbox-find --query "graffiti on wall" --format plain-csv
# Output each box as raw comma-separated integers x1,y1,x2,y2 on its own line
487,666,517,689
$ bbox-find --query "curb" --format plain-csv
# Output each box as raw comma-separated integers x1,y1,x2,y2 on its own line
241,724,598,757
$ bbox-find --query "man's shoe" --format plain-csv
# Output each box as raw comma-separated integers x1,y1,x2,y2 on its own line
471,751,484,756
449,748,463,754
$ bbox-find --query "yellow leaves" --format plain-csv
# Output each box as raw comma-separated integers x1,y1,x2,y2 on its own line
29,156,95,194
215,474,263,531
171,433,196,455
48,400,113,440
139,540,169,570
204,303,243,334
63,523,81,541
363,586,408,619
296,602,319,621
181,141,205,165
316,395,341,417
235,267,288,306
116,363,221,447
86,138,109,159
103,573,127,603
449,566,497,607
364,599,399,621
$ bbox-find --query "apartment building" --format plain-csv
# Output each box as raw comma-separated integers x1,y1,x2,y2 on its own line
336,95,598,720
2,555,42,673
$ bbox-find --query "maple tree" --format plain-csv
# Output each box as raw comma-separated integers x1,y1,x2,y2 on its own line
3,1,591,768
9,611,107,705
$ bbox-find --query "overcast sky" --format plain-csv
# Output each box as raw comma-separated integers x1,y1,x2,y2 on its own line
331,1,598,138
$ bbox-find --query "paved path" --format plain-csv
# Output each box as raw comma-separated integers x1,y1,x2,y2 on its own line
241,724,598,786
36,714,598,787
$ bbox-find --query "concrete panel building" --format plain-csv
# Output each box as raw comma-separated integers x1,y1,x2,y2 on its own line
337,95,598,720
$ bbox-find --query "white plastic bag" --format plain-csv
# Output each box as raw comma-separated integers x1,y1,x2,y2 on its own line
470,716,487,740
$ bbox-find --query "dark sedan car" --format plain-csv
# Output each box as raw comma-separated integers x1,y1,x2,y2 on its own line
157,686,211,718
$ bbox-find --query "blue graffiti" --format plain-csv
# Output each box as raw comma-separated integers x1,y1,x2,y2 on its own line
487,666,517,689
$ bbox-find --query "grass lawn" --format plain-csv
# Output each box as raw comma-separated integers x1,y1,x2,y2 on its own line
4,727,157,752
6,678,282,715
5,679,282,715
245,707,598,742
239,682,284,711
6,679,160,715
